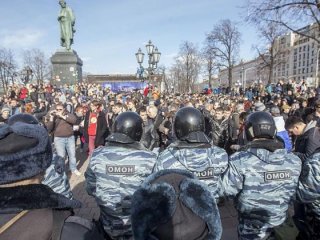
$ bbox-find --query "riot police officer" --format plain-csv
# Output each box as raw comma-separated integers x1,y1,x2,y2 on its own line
85,112,157,239
154,107,228,199
296,150,320,239
221,111,302,240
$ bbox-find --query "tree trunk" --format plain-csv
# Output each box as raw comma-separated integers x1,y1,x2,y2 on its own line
228,67,233,87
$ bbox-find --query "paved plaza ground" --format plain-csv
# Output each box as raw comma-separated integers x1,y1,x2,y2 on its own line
70,148,238,239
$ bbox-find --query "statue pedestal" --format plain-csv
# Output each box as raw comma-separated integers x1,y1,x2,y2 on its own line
51,49,83,85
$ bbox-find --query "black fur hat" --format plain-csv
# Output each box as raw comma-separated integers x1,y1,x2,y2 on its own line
131,169,222,240
8,113,39,125
0,122,52,184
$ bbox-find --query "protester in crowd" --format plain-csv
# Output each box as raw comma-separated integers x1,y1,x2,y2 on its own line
228,102,245,147
45,102,80,176
158,103,177,148
107,102,122,129
313,99,320,127
0,107,10,124
210,107,229,148
271,106,292,151
285,116,320,161
73,106,85,152
9,98,21,116
145,105,161,150
84,100,108,156
139,106,155,150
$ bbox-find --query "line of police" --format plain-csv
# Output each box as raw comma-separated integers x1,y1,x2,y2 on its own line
84,107,320,240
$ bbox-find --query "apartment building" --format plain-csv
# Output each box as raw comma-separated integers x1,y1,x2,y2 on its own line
273,24,320,86
218,23,320,88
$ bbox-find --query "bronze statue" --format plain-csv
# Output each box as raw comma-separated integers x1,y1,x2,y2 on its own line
58,0,75,51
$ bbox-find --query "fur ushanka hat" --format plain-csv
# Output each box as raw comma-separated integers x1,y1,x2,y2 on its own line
0,114,52,184
131,169,222,240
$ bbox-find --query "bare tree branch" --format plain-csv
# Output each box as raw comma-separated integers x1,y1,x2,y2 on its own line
204,19,241,87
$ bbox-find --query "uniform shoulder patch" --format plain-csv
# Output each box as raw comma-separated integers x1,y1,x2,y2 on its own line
264,170,291,182
106,165,135,175
194,167,215,179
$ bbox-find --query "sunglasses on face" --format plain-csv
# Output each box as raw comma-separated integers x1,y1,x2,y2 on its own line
56,109,63,111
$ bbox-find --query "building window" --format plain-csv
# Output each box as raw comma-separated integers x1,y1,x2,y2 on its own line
311,66,313,72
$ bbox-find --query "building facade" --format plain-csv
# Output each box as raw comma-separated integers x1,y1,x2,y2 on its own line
273,23,320,86
218,23,320,88
218,59,263,88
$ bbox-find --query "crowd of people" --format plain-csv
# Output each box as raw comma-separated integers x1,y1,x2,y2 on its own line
0,80,320,240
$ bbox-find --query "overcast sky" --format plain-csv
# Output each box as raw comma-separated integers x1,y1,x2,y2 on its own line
0,0,259,75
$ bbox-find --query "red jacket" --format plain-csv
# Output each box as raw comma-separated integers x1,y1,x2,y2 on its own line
143,87,149,97
19,87,28,100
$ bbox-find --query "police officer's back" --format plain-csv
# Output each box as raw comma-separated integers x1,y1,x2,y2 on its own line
154,107,228,198
85,112,157,239
296,151,320,239
221,111,302,240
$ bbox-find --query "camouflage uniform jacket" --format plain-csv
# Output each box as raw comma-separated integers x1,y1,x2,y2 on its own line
42,154,73,199
154,141,228,198
85,143,156,239
297,152,320,238
221,146,301,234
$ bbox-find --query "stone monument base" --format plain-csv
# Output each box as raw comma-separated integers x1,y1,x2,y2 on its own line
51,49,83,86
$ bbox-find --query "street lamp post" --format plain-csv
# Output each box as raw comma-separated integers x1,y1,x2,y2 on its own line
135,40,161,83
244,66,257,90
21,66,33,84
241,66,244,87
315,48,320,88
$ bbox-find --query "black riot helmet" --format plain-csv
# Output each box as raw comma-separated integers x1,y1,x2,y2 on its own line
107,112,143,144
174,107,209,143
245,111,277,141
